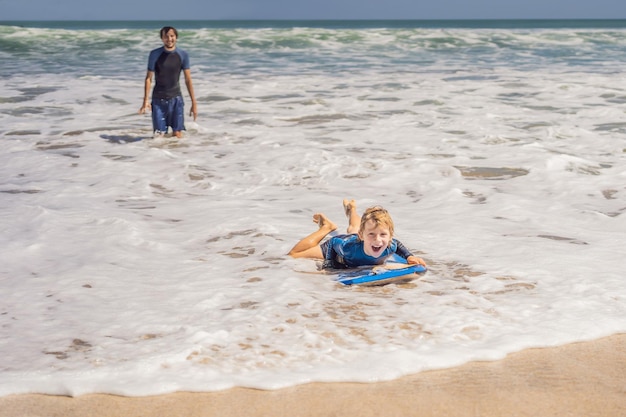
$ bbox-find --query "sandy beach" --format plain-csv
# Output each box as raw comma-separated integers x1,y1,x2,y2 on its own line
1,333,624,417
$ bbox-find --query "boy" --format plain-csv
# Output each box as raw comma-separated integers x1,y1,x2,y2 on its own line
138,26,198,138
289,199,426,269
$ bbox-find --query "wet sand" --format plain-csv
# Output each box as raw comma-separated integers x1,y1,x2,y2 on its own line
1,333,624,417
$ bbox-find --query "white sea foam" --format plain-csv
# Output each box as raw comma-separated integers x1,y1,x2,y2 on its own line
0,25,625,396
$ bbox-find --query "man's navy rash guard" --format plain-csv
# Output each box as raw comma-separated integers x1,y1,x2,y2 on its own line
147,47,190,100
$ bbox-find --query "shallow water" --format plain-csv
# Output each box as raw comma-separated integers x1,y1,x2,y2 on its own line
0,21,625,396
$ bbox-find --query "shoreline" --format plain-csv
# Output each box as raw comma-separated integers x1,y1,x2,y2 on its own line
2,333,624,417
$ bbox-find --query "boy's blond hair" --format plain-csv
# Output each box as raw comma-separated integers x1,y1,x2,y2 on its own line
358,206,395,239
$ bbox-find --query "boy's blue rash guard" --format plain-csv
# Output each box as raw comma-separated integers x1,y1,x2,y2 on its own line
147,47,190,100
322,234,414,269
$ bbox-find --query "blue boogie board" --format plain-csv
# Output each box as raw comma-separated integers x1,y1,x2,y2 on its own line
336,262,427,286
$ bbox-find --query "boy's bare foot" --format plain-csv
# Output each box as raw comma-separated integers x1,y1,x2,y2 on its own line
343,199,361,234
313,213,337,233
343,199,356,218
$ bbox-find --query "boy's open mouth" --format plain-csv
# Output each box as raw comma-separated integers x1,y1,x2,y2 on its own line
371,245,383,253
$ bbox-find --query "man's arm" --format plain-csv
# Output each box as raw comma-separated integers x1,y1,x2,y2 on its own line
138,70,154,114
183,68,197,121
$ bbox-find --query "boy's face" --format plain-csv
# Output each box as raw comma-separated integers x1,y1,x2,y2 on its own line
359,220,391,258
161,29,178,50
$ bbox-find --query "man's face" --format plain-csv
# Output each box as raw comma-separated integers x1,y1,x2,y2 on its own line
161,29,177,50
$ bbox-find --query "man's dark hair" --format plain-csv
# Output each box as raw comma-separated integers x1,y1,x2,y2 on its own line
160,26,178,38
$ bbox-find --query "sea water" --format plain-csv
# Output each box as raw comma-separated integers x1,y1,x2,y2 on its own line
0,20,625,397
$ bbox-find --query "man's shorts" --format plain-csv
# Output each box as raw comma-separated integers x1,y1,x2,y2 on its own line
151,96,185,134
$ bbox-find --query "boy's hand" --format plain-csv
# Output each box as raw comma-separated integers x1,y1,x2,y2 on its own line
407,256,426,267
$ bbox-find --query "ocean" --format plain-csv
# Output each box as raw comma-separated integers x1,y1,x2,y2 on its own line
0,19,625,396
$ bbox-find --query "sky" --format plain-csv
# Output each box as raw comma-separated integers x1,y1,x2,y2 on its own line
2,0,626,21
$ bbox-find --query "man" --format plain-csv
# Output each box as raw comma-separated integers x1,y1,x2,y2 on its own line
139,26,198,138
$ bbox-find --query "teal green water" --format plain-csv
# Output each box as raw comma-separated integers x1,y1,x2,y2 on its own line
2,19,626,30
2,20,626,78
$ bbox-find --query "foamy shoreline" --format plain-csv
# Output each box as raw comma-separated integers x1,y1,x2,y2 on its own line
2,334,624,417
2,23,626,400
